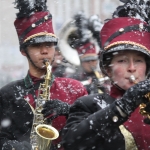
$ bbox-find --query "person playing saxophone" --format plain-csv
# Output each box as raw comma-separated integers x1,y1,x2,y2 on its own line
0,0,88,150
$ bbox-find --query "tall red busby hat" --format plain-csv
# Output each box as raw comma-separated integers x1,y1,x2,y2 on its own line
76,42,98,62
99,0,150,76
14,0,58,50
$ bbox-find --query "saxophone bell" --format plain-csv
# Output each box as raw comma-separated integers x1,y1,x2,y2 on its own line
33,124,59,150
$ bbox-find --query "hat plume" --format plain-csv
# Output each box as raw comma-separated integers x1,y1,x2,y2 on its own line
14,0,48,18
113,0,150,24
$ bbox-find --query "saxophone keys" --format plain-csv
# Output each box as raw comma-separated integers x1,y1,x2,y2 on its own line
139,103,149,116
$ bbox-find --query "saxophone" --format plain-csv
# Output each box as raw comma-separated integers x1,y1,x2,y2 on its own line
30,59,59,150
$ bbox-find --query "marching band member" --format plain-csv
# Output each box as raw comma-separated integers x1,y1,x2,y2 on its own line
0,1,87,150
62,0,150,149
69,41,103,94
66,12,110,94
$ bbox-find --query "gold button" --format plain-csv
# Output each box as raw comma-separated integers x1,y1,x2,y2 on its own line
32,23,36,28
112,116,118,122
119,28,124,32
44,15,48,20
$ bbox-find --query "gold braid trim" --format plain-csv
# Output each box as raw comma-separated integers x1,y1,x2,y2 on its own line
23,32,56,43
104,41,150,54
119,125,138,150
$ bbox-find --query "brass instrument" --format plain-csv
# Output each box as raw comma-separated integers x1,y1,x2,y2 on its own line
129,75,150,119
91,66,110,93
58,20,81,66
30,59,59,150
94,70,107,93
81,73,109,87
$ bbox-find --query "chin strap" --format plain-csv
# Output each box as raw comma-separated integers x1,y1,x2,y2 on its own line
23,48,41,69
23,47,54,70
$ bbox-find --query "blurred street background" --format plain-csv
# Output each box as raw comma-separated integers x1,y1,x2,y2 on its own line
0,0,122,87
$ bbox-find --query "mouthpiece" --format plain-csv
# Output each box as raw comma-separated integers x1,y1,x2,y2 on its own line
129,75,137,84
43,59,49,64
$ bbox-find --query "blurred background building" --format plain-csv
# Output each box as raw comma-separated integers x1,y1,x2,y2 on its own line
0,0,122,87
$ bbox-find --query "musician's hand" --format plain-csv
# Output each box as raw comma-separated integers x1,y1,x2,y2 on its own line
143,102,150,124
115,79,150,116
41,99,70,121
2,140,32,150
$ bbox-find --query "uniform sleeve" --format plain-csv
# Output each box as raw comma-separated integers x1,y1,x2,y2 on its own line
0,87,32,149
62,95,128,150
72,79,88,97
0,89,13,147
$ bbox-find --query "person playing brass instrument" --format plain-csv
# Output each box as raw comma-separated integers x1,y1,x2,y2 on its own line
66,12,110,94
0,0,88,150
62,1,150,150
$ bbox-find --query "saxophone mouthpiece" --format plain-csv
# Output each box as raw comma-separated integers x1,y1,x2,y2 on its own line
43,59,49,64
129,75,137,84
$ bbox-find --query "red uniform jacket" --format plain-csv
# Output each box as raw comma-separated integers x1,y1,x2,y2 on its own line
25,74,88,149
